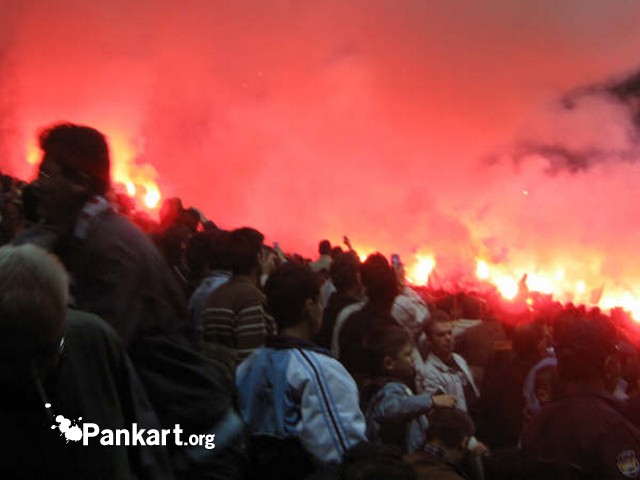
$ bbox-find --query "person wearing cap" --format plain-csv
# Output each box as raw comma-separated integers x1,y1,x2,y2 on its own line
521,309,640,479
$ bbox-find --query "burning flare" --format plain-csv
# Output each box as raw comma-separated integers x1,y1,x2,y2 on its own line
27,132,163,213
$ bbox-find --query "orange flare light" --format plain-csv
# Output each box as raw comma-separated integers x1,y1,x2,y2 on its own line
476,260,490,280
406,254,436,286
26,132,162,215
106,133,163,213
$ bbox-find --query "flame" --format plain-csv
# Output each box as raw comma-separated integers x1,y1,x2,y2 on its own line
496,274,519,300
463,256,640,322
108,133,163,213
25,132,162,214
24,135,640,321
406,254,436,286
27,144,40,165
476,259,490,280
144,184,161,209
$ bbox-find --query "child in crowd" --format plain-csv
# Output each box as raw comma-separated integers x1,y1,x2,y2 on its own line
363,325,456,454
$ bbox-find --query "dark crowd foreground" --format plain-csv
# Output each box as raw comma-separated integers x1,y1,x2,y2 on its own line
2,123,640,480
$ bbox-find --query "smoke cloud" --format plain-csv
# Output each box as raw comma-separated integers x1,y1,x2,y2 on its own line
2,0,640,296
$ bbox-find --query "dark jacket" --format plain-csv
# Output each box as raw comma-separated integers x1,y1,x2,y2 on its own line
521,383,640,480
0,309,172,480
14,210,244,480
405,449,468,480
315,291,361,350
338,303,401,378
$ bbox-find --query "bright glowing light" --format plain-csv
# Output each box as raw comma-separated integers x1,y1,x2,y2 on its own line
407,255,436,286
527,273,554,294
27,144,40,165
476,259,490,280
25,135,161,214
126,182,136,196
108,133,162,213
356,248,375,263
496,275,518,300
144,185,161,209
576,280,586,295
555,269,565,281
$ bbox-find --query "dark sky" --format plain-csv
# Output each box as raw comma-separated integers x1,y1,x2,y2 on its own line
2,0,640,304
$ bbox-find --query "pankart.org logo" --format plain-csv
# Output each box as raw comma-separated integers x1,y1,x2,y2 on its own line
47,404,216,450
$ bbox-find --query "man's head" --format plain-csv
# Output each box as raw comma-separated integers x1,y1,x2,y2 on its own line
35,123,110,222
0,244,68,382
553,310,620,389
330,252,362,294
512,320,549,363
361,253,399,310
318,239,332,256
159,197,184,229
426,309,454,360
228,227,264,276
265,263,322,336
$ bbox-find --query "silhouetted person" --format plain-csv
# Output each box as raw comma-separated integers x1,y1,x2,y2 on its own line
201,227,275,372
13,123,243,480
0,244,171,479
405,408,476,480
522,310,640,479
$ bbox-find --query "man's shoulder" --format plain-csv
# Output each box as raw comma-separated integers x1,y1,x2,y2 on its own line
89,211,157,251
536,391,637,437
288,346,354,384
205,278,265,309
67,308,120,342
404,452,467,480
64,309,127,364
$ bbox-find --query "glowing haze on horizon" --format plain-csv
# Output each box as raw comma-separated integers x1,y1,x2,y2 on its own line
3,1,640,312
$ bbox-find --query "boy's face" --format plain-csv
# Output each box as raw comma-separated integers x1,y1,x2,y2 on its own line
388,342,415,384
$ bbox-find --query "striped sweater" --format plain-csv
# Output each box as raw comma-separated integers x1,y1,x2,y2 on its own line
201,275,275,367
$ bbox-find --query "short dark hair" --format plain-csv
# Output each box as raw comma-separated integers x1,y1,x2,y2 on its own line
425,308,452,337
427,408,475,449
512,321,546,361
228,227,264,275
361,253,399,308
364,326,413,376
319,239,332,255
553,310,619,382
186,229,232,275
265,263,320,331
39,123,111,195
330,252,361,292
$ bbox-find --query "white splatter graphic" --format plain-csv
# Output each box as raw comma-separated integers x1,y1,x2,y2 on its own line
53,414,84,442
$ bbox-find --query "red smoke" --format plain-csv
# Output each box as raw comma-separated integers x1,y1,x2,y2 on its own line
3,1,640,315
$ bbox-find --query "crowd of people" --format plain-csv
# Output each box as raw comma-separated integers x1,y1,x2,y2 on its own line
2,122,640,480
